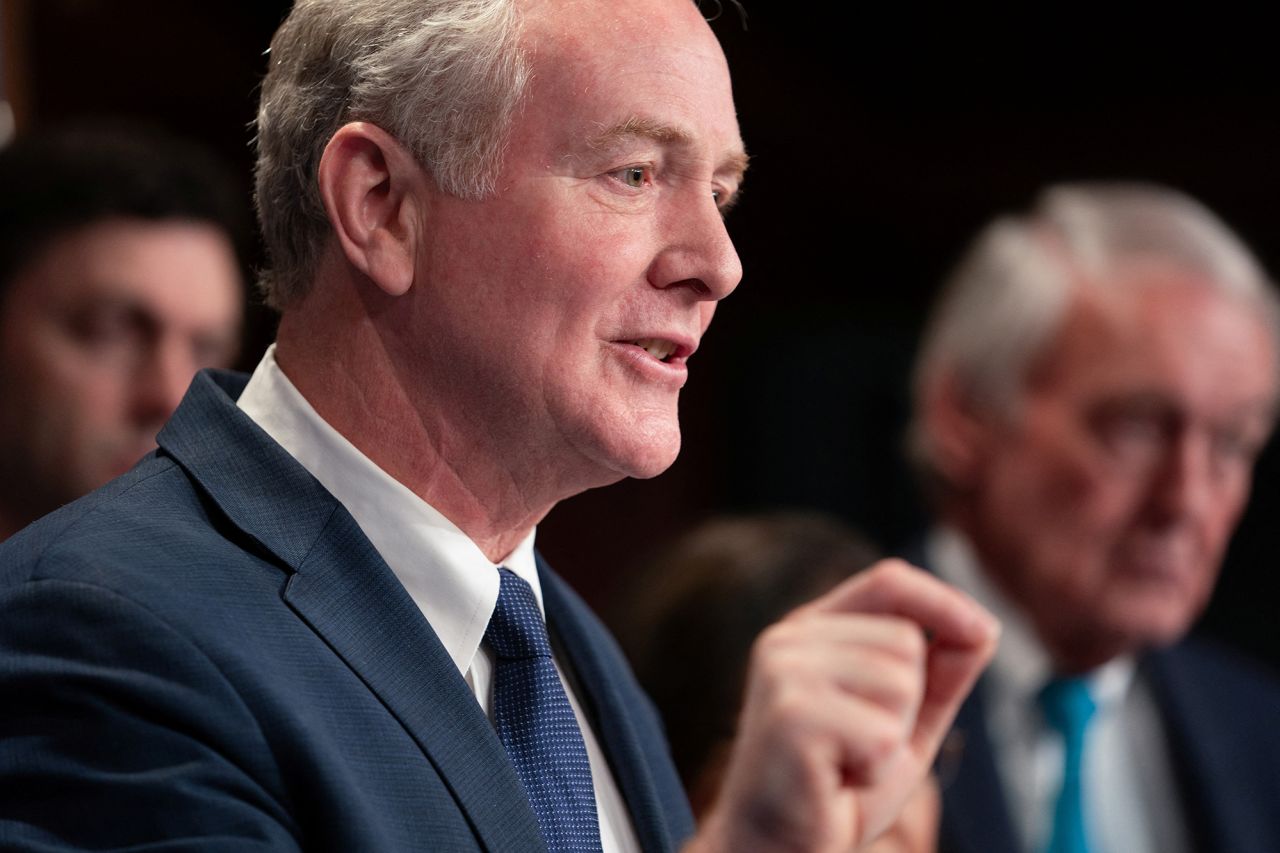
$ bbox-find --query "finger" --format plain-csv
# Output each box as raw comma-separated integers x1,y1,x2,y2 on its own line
768,611,928,666
752,614,927,719
802,559,998,649
910,636,996,759
758,644,924,729
863,775,940,853
744,682,916,791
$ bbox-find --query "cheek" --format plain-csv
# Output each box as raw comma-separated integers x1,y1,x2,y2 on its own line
1200,477,1253,553
985,442,1143,595
1014,423,1146,533
36,347,131,421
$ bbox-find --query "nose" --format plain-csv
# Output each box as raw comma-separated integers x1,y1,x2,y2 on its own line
648,190,743,301
1147,430,1217,527
131,338,196,427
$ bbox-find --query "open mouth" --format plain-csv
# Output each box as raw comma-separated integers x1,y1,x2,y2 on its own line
629,337,680,363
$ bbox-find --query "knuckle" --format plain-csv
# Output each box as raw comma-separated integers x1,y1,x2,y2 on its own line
761,682,823,736
751,621,796,662
882,663,923,713
894,621,928,661
870,557,914,579
848,713,906,783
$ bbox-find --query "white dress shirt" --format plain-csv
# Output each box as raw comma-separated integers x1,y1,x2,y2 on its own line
928,528,1189,853
237,345,640,853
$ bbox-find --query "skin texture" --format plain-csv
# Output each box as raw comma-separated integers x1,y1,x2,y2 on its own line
933,265,1278,672
0,219,242,538
276,0,999,848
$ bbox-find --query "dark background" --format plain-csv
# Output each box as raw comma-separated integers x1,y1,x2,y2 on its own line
5,1,1278,670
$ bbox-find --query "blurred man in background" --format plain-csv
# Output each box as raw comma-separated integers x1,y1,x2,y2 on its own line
911,182,1280,853
0,125,245,539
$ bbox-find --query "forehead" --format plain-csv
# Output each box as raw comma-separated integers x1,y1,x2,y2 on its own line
515,0,744,162
1032,266,1279,407
10,219,242,324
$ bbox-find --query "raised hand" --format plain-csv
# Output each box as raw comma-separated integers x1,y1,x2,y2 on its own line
687,560,998,853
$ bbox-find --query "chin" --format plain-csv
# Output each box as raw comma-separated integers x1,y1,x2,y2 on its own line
625,451,680,481
595,424,682,482
1105,604,1202,656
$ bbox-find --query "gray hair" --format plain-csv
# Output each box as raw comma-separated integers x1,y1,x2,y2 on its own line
254,0,529,308
910,181,1280,489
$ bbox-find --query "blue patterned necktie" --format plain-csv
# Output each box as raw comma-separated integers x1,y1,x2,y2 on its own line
1039,676,1097,853
485,568,602,852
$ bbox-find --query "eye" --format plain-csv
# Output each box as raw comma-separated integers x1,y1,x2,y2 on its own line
609,165,651,189
714,184,742,215
1089,403,1174,468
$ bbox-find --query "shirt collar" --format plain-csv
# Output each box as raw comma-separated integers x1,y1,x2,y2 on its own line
236,344,543,677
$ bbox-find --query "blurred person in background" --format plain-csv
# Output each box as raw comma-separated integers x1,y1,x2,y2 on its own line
910,182,1280,853
618,511,941,853
0,124,245,539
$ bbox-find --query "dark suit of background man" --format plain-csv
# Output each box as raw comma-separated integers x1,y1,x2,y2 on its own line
909,182,1280,853
0,0,999,850
0,125,244,540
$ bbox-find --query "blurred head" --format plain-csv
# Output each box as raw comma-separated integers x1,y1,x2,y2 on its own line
616,512,881,814
0,125,245,537
912,183,1279,670
262,0,745,495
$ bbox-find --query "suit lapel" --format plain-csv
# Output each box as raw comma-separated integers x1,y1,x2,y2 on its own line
1145,648,1243,853
907,537,1021,853
159,371,545,853
539,557,685,853
938,682,1022,853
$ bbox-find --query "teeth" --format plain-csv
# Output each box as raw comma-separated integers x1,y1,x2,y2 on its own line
632,338,677,361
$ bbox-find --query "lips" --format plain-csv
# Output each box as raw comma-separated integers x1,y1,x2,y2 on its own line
630,337,679,362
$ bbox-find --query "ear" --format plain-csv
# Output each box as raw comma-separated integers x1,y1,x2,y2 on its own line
317,122,425,297
920,372,998,491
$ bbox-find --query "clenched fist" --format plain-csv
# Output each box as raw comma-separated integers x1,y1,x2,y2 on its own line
686,560,998,853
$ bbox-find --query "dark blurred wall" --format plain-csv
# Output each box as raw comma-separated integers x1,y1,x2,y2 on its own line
11,1,1280,671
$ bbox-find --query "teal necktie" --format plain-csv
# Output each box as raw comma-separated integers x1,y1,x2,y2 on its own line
1039,676,1097,853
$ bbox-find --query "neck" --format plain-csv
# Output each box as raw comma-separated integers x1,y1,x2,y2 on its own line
274,270,566,563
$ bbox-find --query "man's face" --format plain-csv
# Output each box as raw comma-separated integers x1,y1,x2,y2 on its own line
0,218,242,532
960,267,1277,668
398,0,745,493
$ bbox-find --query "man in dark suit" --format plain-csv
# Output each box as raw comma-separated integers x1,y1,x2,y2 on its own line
0,0,998,850
910,182,1280,853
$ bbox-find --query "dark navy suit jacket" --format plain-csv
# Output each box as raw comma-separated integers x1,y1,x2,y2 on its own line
0,370,694,851
938,632,1280,853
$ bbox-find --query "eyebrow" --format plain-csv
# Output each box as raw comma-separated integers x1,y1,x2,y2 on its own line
586,115,751,180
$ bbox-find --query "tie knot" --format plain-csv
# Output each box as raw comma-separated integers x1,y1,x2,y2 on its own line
485,568,552,661
1039,676,1097,738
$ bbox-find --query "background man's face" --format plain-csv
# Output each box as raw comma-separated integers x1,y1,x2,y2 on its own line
398,0,745,491
0,218,241,529
962,266,1277,667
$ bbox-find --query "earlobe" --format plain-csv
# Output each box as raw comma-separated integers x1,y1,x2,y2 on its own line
317,122,423,297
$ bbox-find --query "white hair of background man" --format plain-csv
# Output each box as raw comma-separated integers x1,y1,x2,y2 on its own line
254,0,529,309
910,181,1280,490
